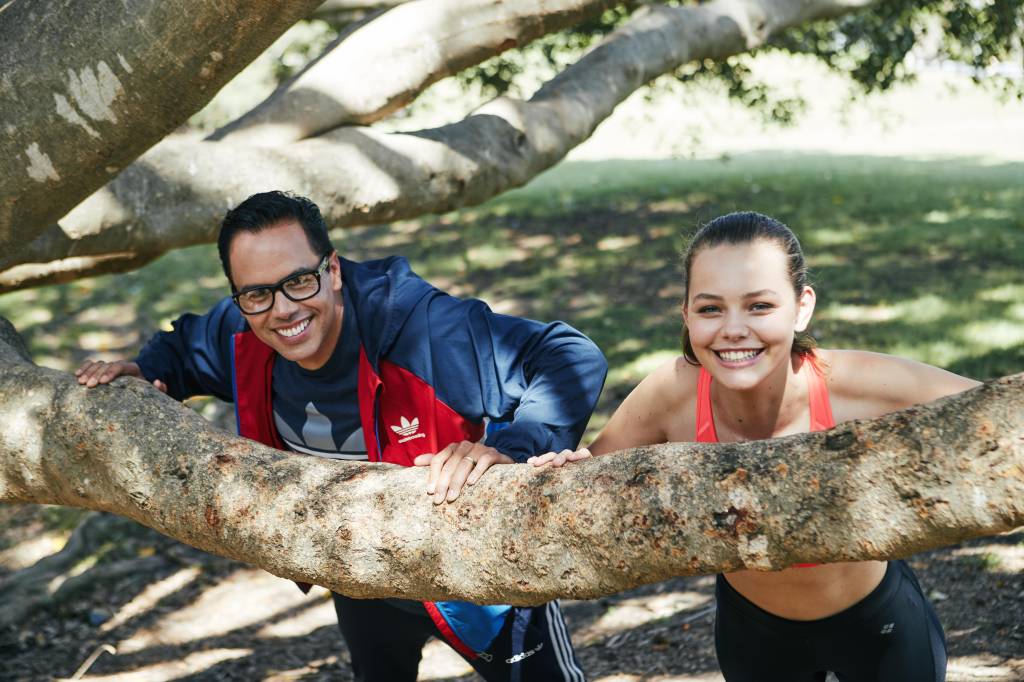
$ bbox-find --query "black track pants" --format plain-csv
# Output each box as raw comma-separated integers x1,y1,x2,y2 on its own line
332,594,586,682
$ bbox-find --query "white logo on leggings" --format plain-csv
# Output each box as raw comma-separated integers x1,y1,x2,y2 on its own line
506,642,544,664
880,622,895,634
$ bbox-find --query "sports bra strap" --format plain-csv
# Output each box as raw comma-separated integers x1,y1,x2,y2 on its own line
804,353,836,431
696,367,718,443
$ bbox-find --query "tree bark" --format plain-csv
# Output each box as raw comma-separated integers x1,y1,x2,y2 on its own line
0,0,325,252
1,319,1021,606
0,0,880,293
214,0,623,145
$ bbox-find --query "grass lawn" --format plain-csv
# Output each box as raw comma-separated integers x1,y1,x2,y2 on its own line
2,151,1023,437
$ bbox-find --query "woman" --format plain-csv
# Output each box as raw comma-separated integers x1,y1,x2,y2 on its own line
530,211,974,681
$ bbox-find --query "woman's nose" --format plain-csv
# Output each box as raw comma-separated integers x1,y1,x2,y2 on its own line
720,313,749,339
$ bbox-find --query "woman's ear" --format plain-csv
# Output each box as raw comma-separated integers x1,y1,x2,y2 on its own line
795,286,816,332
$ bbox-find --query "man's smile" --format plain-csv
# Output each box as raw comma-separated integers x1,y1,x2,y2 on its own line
276,317,312,339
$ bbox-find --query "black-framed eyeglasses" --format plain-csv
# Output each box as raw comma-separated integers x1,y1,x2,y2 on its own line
232,254,332,315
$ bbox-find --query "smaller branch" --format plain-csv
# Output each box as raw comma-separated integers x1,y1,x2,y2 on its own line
65,644,118,682
214,0,621,145
0,0,883,293
311,0,409,25
0,253,155,295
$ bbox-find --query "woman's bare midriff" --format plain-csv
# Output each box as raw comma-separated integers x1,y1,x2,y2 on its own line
723,560,888,621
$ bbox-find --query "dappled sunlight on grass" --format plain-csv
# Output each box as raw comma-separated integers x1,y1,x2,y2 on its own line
979,284,1024,303
0,152,1021,434
946,655,1024,682
116,568,305,653
77,648,253,681
962,320,1024,351
579,590,712,640
607,351,679,386
821,294,952,325
100,567,202,635
887,340,970,369
256,591,336,640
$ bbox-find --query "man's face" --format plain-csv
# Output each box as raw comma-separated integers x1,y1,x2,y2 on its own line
228,220,343,370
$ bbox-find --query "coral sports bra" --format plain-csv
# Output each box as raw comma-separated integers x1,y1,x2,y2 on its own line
696,352,835,568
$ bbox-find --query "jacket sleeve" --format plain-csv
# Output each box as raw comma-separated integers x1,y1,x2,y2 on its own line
397,292,608,462
483,312,607,462
134,297,240,402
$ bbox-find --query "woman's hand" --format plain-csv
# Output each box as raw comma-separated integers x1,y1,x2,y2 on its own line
527,447,593,468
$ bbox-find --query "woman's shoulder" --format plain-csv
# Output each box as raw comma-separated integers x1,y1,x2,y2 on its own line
815,348,979,416
590,356,699,454
649,355,702,399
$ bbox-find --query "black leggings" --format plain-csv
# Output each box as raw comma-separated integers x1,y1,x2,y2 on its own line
714,560,947,682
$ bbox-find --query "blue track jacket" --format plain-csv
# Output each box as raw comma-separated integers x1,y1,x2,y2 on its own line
135,255,607,658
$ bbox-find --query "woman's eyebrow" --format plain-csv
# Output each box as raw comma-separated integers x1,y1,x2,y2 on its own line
692,292,722,301
692,289,780,301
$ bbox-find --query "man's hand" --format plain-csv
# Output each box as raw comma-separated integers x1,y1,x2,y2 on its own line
75,360,167,393
527,447,593,468
413,441,514,504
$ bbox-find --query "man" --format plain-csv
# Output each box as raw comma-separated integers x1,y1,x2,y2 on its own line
77,190,605,681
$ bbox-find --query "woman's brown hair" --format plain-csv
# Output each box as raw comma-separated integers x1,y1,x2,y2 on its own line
681,211,816,365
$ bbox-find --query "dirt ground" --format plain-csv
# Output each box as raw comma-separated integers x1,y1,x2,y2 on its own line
1,504,1021,682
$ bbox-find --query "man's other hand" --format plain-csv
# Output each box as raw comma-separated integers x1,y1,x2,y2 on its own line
75,360,167,393
413,441,514,504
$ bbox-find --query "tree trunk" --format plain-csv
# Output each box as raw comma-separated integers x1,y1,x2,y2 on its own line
0,0,880,293
0,0,325,251
2,319,1021,606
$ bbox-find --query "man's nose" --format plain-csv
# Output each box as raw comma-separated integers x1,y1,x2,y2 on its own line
270,289,300,317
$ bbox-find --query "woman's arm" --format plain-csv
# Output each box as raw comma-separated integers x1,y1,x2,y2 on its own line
530,357,697,465
825,349,981,421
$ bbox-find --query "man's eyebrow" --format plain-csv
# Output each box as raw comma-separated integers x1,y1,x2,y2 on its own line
237,266,312,292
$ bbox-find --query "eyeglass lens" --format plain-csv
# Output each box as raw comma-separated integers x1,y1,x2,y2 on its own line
236,267,324,314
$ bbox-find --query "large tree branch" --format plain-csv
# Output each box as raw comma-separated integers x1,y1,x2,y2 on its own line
1,319,1021,605
0,0,325,252
213,0,623,146
0,0,880,293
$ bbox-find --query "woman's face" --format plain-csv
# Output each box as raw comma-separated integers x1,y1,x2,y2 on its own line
683,240,815,391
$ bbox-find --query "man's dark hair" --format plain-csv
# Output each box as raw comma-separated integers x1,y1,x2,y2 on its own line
218,191,334,287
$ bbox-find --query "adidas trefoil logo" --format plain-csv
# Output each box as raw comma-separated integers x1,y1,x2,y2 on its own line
391,416,426,443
